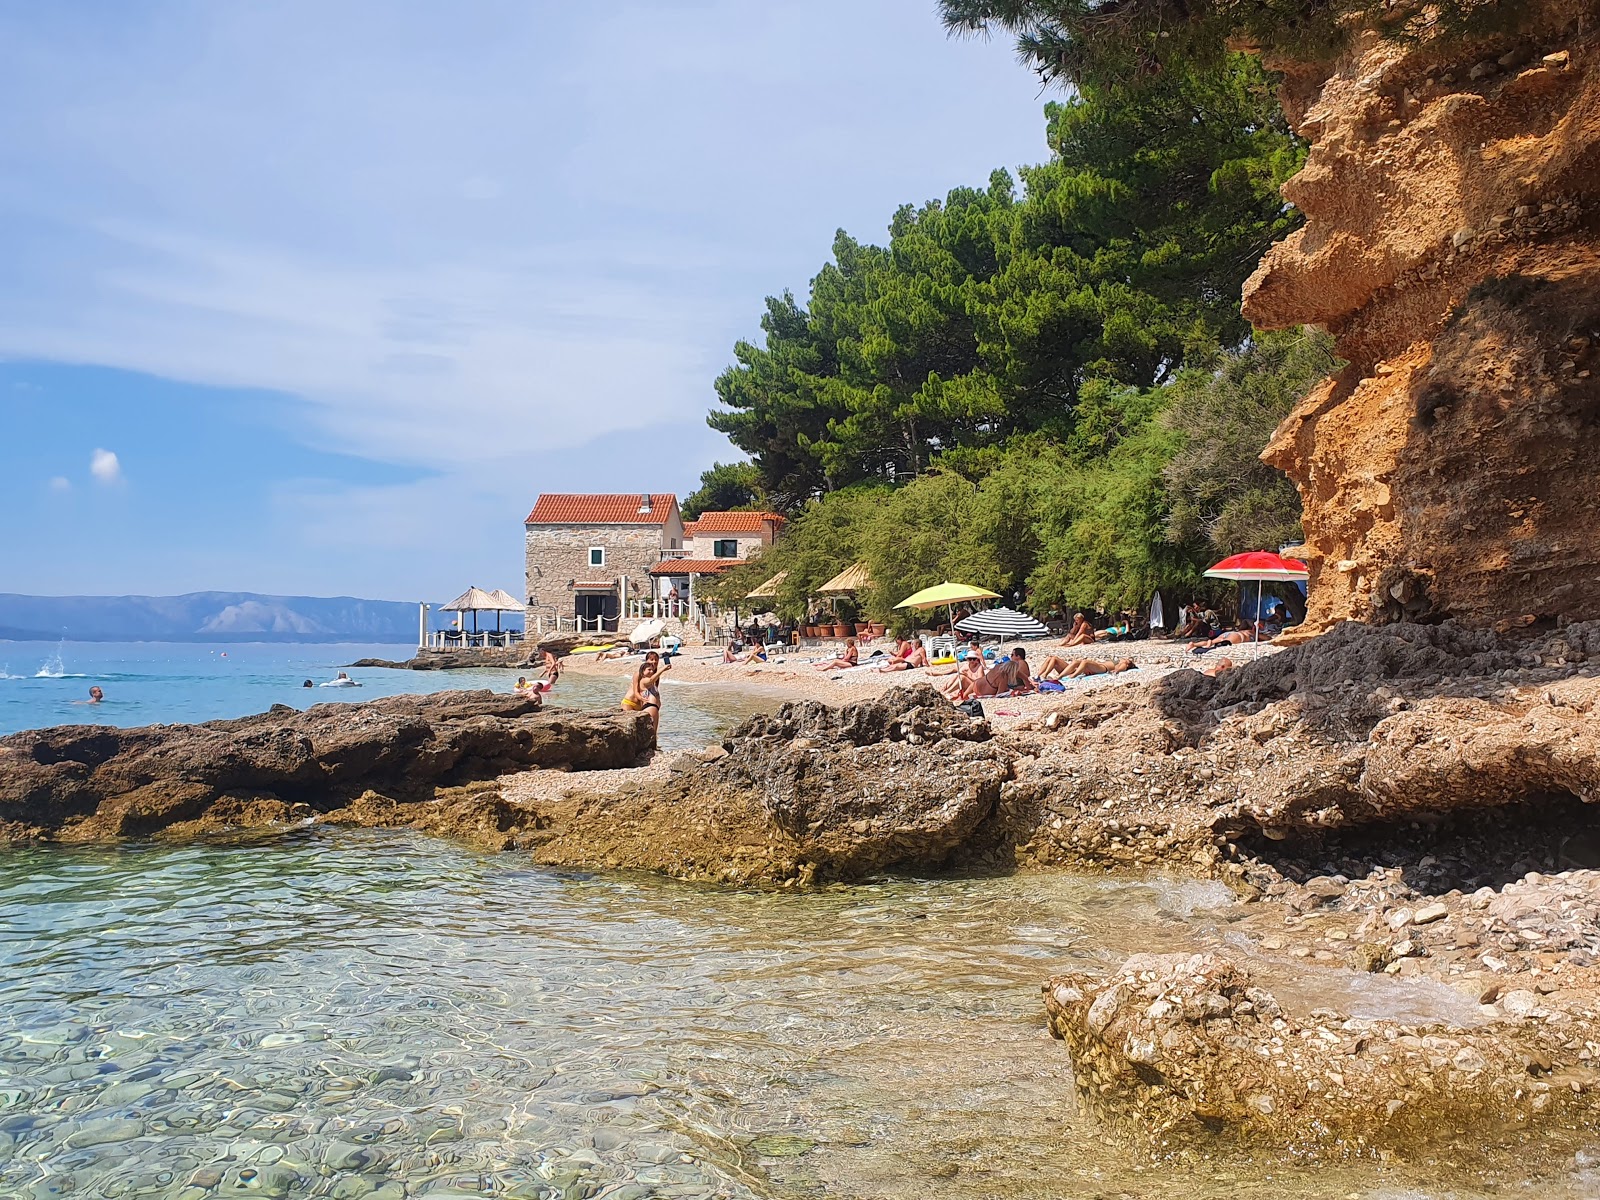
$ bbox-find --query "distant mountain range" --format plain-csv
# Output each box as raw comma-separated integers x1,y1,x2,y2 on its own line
0,591,496,643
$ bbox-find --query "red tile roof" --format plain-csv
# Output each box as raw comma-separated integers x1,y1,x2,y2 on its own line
647,559,733,576
683,511,785,536
525,493,679,525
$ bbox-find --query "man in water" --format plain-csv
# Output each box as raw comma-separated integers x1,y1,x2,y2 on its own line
86,686,104,704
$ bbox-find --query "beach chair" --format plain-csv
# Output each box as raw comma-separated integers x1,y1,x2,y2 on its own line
920,634,957,663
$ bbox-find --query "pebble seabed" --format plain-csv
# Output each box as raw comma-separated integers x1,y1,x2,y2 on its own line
8,826,1600,1200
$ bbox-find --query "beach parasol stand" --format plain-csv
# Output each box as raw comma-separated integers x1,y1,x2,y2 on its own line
441,586,503,634
486,588,523,633
954,606,1049,640
1202,552,1309,644
894,581,1001,638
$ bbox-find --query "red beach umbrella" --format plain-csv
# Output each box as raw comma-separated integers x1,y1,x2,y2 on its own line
1203,552,1309,643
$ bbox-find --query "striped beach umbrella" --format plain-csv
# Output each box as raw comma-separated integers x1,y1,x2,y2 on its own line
954,607,1049,639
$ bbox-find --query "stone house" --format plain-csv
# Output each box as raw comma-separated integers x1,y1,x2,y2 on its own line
523,493,684,632
684,511,785,560
648,511,786,608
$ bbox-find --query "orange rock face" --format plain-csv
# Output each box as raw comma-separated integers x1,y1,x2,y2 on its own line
1248,4,1600,634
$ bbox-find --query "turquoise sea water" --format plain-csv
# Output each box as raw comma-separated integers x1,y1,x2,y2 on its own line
5,645,1599,1197
8,831,1588,1200
0,641,758,749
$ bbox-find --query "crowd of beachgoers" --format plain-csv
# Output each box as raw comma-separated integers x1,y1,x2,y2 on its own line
555,613,1283,730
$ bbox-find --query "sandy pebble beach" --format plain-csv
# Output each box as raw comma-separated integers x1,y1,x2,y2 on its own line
557,633,1281,731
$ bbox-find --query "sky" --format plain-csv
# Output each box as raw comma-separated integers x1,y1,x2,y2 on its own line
0,0,1051,601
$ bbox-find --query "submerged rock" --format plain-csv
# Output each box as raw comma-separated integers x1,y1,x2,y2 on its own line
1044,951,1592,1152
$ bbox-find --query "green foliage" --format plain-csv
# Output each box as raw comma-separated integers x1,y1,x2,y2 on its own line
709,56,1300,506
711,334,1326,619
1163,328,1337,554
681,461,765,521
937,0,1558,93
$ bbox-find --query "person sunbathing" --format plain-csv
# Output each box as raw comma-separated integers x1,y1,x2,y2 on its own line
976,648,1034,696
813,638,859,671
878,639,929,672
1061,613,1095,648
1059,657,1136,678
742,645,770,664
1034,652,1075,681
937,652,989,701
1201,656,1235,678
1191,627,1252,652
929,641,984,676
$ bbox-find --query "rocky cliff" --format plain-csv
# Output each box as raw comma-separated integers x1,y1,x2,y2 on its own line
1248,1,1600,635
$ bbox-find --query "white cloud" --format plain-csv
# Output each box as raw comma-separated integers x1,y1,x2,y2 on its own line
0,2,1047,481
89,448,123,484
48,475,71,492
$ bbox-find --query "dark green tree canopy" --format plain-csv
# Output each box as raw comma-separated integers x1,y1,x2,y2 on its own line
936,0,1556,93
681,461,765,521
708,54,1301,507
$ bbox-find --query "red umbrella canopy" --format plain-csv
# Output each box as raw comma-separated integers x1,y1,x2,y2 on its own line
1203,551,1309,581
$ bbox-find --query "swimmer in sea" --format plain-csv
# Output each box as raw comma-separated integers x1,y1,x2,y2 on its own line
86,685,104,704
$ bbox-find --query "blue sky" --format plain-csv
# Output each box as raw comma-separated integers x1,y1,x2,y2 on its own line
0,1,1050,600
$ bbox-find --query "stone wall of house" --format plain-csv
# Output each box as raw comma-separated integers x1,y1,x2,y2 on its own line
524,524,667,617
685,530,772,560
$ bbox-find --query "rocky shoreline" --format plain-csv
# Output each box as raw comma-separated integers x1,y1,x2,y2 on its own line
6,620,1600,1157
0,690,653,843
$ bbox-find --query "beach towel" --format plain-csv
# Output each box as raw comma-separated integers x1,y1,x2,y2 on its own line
1037,679,1066,692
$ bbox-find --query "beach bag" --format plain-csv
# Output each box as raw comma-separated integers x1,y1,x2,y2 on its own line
956,699,984,719
1037,679,1066,692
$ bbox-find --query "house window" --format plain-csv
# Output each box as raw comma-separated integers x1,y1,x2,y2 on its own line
588,546,606,567
713,539,738,559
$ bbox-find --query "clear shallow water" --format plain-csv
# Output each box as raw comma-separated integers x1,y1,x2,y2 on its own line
0,641,766,750
3,832,1597,1200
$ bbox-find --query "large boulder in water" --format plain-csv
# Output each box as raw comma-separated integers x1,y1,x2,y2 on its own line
716,686,1007,876
526,685,1012,883
0,691,654,843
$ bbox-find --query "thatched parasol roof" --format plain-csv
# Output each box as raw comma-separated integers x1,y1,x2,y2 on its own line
817,561,872,594
746,570,788,599
442,586,522,612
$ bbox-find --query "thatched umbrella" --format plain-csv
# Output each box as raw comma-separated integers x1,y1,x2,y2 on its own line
486,588,524,633
442,585,520,634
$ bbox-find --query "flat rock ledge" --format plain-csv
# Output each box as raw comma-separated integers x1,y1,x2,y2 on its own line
0,691,654,843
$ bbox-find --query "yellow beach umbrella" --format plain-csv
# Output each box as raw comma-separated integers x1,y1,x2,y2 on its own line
894,581,1001,634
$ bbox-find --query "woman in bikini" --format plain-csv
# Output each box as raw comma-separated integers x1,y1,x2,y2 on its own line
621,650,669,739
977,648,1034,696
1061,612,1095,648
937,652,989,701
813,638,859,671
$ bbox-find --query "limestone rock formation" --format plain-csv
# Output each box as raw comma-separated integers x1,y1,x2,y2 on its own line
525,685,1009,882
1043,951,1586,1151
0,691,654,843
1248,2,1600,633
